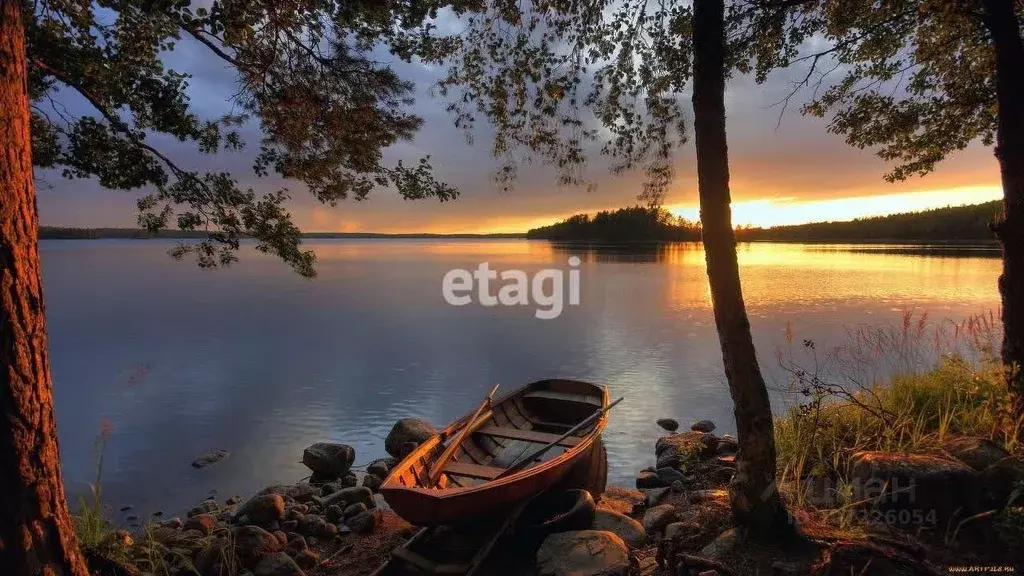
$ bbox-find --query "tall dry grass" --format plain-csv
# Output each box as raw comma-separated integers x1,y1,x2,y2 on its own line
773,310,1023,512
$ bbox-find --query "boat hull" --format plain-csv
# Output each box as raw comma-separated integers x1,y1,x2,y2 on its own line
380,379,609,526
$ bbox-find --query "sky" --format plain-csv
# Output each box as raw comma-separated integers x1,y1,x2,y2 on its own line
35,12,1003,234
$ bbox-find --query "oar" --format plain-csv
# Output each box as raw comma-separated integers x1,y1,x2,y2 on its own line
496,396,623,480
426,383,500,487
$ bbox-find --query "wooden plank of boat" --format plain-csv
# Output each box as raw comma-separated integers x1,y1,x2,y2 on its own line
474,424,582,447
379,379,612,526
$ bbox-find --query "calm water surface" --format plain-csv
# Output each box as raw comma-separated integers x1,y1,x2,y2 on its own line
42,239,1001,518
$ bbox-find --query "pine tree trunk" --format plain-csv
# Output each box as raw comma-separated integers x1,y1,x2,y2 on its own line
0,1,89,574
691,0,791,538
982,0,1024,404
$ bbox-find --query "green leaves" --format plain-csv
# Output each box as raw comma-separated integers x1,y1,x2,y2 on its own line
28,0,462,276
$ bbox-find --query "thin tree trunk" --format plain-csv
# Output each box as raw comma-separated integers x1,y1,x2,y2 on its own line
0,1,89,574
982,0,1024,403
691,0,792,538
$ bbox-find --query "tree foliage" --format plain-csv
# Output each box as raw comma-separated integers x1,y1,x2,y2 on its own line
27,0,477,276
740,0,1011,182
526,205,701,241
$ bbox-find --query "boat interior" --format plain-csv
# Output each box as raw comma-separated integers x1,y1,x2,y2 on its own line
390,380,605,490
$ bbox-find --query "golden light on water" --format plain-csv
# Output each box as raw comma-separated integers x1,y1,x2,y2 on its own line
667,186,1002,228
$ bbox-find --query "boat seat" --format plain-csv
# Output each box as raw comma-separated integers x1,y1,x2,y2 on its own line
442,461,505,480
475,424,582,447
522,390,601,405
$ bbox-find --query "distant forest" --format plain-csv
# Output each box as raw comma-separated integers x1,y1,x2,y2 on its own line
526,201,1001,243
38,227,524,240
526,206,702,242
735,200,1001,242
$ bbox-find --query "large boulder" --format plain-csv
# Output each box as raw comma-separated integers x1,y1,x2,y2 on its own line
235,494,285,525
301,443,355,478
591,509,647,549
944,437,1010,472
848,451,979,521
385,418,437,458
536,530,630,576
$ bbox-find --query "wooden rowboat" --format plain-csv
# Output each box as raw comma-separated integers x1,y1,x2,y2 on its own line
380,379,610,526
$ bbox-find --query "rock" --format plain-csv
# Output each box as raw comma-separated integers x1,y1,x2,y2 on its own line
253,552,305,576
656,418,679,432
286,484,317,503
324,505,344,524
697,571,718,576
535,530,629,576
192,449,230,469
320,486,373,509
362,473,383,492
286,533,307,551
690,420,716,433
979,456,1024,508
366,458,395,478
231,526,284,567
591,509,647,549
343,502,368,520
227,495,243,505
194,537,230,576
164,517,184,530
340,473,359,488
596,487,645,516
385,418,437,458
642,487,670,508
257,485,290,497
636,470,664,489
294,549,318,569
656,467,686,485
236,494,286,525
301,443,355,478
308,472,336,486
656,451,683,470
642,504,678,534
664,521,700,540
945,437,1011,472
188,499,219,518
297,514,329,538
687,489,730,506
281,520,298,533
184,514,217,535
848,451,979,520
716,435,738,454
345,509,380,535
319,482,340,496
700,528,741,560
272,530,288,547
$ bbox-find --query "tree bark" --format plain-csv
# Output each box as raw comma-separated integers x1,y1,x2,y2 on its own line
0,1,89,574
982,0,1024,403
691,0,792,538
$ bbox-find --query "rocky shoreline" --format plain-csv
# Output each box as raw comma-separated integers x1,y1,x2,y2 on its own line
89,416,1023,576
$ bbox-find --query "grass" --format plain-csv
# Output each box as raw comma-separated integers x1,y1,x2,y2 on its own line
773,310,1024,513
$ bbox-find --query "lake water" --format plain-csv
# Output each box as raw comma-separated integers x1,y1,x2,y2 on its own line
41,239,1001,520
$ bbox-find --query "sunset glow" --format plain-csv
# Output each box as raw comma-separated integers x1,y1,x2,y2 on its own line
667,186,1003,229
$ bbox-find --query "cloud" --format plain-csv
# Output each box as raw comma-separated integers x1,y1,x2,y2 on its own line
35,14,1001,233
